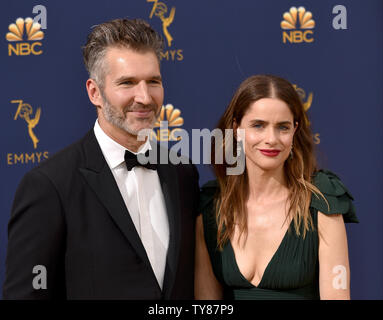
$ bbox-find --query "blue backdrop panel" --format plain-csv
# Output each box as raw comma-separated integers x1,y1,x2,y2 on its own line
0,0,382,299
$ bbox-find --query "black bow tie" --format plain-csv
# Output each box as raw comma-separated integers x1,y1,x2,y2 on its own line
124,150,157,171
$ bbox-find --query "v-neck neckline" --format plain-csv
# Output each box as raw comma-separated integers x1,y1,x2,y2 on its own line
227,219,293,288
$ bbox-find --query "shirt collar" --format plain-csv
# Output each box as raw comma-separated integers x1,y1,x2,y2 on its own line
93,120,152,169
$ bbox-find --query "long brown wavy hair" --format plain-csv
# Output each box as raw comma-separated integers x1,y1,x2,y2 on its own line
212,74,326,250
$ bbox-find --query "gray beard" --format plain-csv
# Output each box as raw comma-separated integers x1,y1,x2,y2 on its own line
101,93,159,136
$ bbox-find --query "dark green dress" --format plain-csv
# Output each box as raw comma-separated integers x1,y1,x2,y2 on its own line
199,170,358,300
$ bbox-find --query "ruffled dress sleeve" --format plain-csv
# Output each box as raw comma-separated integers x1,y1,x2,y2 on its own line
310,169,359,223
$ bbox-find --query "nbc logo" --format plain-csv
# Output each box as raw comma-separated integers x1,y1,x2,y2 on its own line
6,17,44,56
281,7,315,44
152,104,184,141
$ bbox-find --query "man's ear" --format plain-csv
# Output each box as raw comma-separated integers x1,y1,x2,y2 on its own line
86,79,103,107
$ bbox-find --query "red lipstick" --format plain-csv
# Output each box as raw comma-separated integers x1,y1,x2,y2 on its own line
259,149,281,157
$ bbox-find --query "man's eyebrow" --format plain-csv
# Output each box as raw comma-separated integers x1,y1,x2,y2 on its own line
151,75,162,81
114,75,162,84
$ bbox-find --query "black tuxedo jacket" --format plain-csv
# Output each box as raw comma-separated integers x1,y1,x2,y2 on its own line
3,130,200,299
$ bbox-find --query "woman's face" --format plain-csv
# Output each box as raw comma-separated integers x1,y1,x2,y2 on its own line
238,98,297,173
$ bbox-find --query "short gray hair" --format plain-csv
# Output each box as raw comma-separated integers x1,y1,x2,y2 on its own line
82,18,164,89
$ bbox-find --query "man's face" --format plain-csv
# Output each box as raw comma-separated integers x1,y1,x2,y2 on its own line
99,47,164,136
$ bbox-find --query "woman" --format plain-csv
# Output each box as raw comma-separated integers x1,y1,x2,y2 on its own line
195,75,358,300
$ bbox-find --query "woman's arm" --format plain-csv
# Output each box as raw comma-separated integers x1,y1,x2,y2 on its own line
318,212,351,300
194,214,223,299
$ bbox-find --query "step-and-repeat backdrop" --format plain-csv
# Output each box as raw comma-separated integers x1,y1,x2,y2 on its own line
1,0,382,299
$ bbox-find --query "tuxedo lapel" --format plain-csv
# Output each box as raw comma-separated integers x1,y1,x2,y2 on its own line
78,130,153,272
156,145,182,299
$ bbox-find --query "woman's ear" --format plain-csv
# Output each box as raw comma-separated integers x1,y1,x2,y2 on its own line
294,121,298,134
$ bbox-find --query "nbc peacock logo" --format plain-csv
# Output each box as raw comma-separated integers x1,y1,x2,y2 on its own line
6,17,44,56
281,7,315,44
152,104,184,141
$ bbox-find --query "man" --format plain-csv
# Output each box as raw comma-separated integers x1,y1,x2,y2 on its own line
3,18,199,299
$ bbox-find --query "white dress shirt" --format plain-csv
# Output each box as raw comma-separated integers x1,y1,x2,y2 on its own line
94,120,169,289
